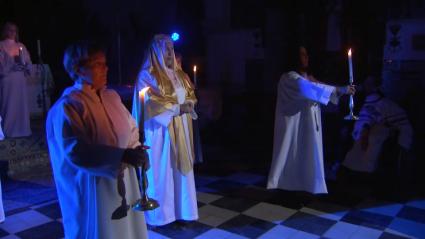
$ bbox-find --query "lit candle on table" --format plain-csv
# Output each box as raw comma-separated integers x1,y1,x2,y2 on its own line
138,87,150,141
193,65,197,87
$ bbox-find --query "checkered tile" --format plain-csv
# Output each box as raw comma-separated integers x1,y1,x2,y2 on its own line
1,172,424,239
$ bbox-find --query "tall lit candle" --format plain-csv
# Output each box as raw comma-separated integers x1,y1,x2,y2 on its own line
138,87,150,141
348,48,353,85
344,48,358,120
193,65,197,87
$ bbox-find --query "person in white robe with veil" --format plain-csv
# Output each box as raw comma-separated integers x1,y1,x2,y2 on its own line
46,42,148,238
267,46,355,194
132,34,198,226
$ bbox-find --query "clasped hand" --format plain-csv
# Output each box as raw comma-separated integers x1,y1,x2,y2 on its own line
180,102,194,115
11,63,27,72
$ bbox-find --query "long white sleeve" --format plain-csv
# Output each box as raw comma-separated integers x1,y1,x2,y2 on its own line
284,71,337,105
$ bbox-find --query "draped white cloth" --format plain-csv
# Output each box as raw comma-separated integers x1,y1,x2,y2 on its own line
0,40,31,138
267,71,339,194
46,83,147,239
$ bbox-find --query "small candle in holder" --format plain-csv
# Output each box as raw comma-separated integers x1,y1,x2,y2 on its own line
193,65,197,86
344,48,358,120
18,47,24,65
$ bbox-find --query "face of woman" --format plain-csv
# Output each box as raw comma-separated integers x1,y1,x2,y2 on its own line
163,40,175,69
3,24,17,40
78,52,108,90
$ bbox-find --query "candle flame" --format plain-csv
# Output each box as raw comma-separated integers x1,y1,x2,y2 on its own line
138,87,150,99
193,65,197,72
348,48,352,56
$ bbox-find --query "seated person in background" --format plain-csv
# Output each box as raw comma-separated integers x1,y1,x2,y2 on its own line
343,75,413,173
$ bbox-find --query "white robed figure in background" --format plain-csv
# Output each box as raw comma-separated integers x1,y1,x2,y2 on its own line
46,42,148,238
132,34,198,225
0,22,32,138
267,46,355,194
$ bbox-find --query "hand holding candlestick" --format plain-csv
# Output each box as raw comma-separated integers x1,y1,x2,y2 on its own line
113,145,150,219
344,48,358,120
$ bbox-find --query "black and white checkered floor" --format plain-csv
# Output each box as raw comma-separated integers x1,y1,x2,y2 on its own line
1,171,424,239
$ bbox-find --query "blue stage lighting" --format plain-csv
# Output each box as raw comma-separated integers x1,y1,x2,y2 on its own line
171,32,180,41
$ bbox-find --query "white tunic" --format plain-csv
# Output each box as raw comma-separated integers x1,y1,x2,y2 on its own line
46,83,147,239
133,70,198,226
267,71,338,194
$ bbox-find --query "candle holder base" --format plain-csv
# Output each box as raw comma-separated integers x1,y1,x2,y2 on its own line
344,114,359,121
132,198,159,211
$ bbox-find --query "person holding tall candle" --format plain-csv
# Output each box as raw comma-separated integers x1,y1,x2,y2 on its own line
267,45,355,194
0,22,32,138
46,42,149,239
132,34,198,226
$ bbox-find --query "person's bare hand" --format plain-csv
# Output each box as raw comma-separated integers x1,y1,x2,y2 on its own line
337,85,356,95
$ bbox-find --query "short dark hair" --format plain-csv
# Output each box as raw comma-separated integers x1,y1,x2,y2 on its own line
63,41,104,80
